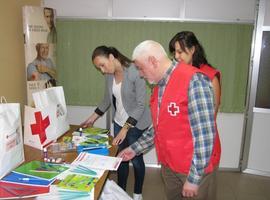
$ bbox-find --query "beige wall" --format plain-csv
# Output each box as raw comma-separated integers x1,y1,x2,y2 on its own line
0,0,40,107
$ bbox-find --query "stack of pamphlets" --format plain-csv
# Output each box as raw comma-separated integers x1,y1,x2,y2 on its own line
36,152,122,200
13,161,69,180
51,164,101,200
72,127,110,155
57,174,98,192
0,161,69,199
81,127,109,135
36,185,94,200
1,171,53,186
58,163,105,180
72,152,122,171
0,180,50,199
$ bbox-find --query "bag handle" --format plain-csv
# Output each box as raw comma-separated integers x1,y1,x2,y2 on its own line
1,96,7,103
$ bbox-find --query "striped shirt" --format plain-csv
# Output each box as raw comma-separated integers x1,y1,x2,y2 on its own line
130,62,215,185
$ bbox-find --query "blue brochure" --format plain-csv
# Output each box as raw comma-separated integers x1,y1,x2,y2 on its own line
77,145,109,155
1,171,53,186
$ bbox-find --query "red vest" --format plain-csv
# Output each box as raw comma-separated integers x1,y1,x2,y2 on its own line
200,64,222,167
200,64,221,82
150,62,221,174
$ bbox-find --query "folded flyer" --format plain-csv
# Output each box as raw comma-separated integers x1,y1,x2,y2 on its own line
72,152,122,171
13,161,69,180
57,174,98,192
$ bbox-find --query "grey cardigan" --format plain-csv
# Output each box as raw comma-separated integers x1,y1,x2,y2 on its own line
95,64,151,130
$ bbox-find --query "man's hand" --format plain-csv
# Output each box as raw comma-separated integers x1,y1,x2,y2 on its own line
112,128,128,145
30,71,40,81
117,146,136,161
36,64,57,79
182,180,199,198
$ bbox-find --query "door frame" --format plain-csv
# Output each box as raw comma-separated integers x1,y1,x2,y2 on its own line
241,0,270,175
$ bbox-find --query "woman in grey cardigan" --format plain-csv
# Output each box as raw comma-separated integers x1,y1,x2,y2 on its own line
81,46,151,200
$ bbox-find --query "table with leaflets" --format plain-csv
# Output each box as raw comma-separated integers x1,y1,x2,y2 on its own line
23,125,118,200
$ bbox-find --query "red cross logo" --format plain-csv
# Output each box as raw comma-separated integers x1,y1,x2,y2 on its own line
30,111,50,144
168,102,180,116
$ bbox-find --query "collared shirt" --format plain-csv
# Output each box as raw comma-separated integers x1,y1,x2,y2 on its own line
27,58,55,81
156,60,178,124
130,62,215,185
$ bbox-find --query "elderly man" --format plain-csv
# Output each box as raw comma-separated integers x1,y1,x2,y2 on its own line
118,40,221,200
27,43,56,84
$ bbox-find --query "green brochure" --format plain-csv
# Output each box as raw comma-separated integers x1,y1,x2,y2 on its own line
80,134,108,146
57,174,98,192
82,127,109,135
13,161,69,180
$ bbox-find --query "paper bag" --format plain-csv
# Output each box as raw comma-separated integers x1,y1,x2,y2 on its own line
0,97,24,179
24,86,70,150
99,180,132,200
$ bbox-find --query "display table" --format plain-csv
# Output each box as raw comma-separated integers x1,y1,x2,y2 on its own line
23,125,118,200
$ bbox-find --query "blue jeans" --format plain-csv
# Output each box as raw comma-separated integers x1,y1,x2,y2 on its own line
114,122,145,194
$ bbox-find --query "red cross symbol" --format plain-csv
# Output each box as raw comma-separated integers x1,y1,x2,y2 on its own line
30,111,50,144
168,102,180,116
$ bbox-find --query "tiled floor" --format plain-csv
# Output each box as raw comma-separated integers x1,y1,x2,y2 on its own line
109,167,270,200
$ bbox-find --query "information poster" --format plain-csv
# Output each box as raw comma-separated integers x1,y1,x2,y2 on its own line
22,6,57,106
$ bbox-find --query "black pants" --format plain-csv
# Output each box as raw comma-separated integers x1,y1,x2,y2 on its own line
114,122,145,194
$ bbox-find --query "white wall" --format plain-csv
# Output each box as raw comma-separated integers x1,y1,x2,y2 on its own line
217,113,244,168
43,0,256,23
67,105,107,128
247,110,270,175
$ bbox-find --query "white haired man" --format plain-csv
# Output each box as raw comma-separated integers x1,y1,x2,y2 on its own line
118,40,221,200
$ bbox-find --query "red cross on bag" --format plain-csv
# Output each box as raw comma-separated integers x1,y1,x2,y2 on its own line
30,111,50,144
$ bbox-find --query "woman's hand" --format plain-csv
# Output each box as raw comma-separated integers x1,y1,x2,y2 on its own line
80,118,94,128
80,113,99,128
113,128,128,145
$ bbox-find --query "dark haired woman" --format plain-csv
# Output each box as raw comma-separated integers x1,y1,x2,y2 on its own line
169,31,221,115
81,46,151,200
169,32,221,199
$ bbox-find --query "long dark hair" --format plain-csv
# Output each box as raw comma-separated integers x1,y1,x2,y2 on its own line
169,31,211,68
92,46,132,67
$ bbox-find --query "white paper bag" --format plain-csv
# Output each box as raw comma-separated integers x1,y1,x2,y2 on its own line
24,86,70,150
33,86,69,138
99,180,132,200
0,97,24,179
24,105,56,149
